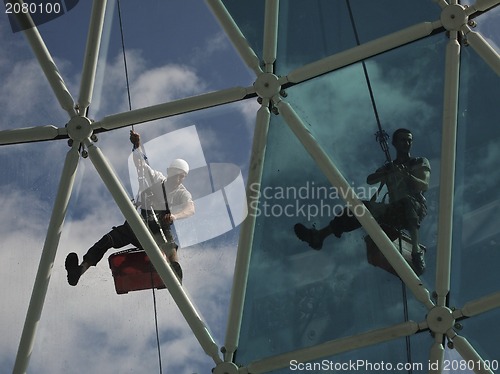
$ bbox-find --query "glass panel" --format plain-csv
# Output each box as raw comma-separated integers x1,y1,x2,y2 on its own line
278,0,358,69
233,0,486,368
237,27,447,371
346,0,439,43
224,0,440,70
457,310,500,366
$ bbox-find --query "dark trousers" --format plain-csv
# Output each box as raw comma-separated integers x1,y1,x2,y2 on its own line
329,197,425,237
83,222,139,266
83,213,176,266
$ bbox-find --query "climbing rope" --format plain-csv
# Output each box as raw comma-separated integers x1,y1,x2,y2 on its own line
117,0,133,115
345,1,412,371
345,0,391,164
150,270,163,374
117,1,163,372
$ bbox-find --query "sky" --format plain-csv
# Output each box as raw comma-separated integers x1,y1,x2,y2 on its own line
0,1,499,374
0,1,256,373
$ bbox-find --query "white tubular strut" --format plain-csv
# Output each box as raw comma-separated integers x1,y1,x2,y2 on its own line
78,0,108,113
16,3,77,117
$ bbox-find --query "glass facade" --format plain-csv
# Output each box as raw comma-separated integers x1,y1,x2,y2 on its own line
225,0,500,372
1,1,499,373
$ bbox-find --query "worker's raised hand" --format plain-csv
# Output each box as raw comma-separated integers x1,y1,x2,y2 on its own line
163,213,175,225
392,164,412,180
130,130,140,149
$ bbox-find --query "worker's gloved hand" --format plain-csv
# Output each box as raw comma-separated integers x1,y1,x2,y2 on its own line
164,213,175,225
130,130,140,149
394,163,410,176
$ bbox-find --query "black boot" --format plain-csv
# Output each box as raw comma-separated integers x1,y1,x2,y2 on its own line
170,262,183,284
294,223,324,250
65,252,82,286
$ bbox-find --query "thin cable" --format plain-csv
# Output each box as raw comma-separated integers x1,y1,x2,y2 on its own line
150,271,163,374
346,0,412,370
117,0,133,123
143,187,163,374
345,0,391,163
117,1,162,372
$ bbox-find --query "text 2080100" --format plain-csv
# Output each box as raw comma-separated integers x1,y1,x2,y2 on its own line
5,1,62,15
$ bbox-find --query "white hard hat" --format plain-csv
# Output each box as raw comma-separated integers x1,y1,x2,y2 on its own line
168,158,189,175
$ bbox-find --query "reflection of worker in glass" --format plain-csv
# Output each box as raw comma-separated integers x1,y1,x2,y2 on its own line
65,130,195,286
294,128,430,275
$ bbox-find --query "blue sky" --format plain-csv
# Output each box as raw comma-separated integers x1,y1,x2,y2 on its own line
0,1,257,373
1,1,499,374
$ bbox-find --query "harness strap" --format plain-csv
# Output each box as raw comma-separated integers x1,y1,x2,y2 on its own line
370,181,385,202
161,180,171,214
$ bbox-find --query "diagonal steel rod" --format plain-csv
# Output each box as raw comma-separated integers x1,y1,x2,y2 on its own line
15,2,76,118
95,86,254,131
247,321,419,373
466,0,500,14
462,26,500,76
223,103,271,362
84,141,222,365
435,32,460,307
0,86,254,145
0,125,65,146
453,291,500,319
78,0,108,113
13,144,80,374
284,21,442,85
205,0,263,76
276,99,435,310
447,332,494,374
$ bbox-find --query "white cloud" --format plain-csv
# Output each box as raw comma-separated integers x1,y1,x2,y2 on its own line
0,43,243,373
0,58,68,128
190,31,231,66
0,183,238,373
131,63,206,109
